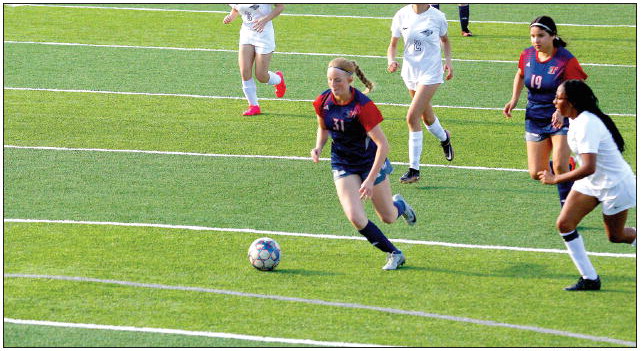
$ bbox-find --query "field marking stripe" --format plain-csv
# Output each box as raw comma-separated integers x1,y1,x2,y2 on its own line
6,4,636,28
4,40,635,68
3,318,391,347
3,219,634,258
4,274,636,347
3,144,528,173
3,87,636,117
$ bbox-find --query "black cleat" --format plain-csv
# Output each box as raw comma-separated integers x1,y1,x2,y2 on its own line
441,130,454,161
564,276,601,291
400,168,420,184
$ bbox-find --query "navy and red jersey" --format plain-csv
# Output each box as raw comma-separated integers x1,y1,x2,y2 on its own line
518,46,587,121
313,87,383,172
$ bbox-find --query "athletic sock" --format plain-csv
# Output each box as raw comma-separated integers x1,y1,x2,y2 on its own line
409,131,423,170
561,230,598,280
241,78,259,106
393,199,407,219
425,116,447,142
556,180,574,207
358,220,398,253
458,4,470,32
267,71,282,86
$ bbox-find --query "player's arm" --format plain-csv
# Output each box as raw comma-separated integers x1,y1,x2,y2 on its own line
538,153,596,185
440,34,453,80
253,4,284,32
387,36,400,73
360,125,389,199
223,7,239,24
311,115,328,163
503,68,524,118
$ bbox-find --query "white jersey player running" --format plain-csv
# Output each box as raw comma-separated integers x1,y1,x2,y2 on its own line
223,4,287,116
538,79,636,291
387,4,454,184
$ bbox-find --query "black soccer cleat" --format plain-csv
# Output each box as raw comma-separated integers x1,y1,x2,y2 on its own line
564,276,601,291
441,130,454,161
400,168,420,184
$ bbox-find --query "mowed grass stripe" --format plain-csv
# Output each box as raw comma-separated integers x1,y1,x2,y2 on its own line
3,41,636,115
5,40,635,68
4,222,635,346
4,219,633,258
4,275,635,347
6,3,637,27
4,147,636,253
3,5,635,65
4,318,391,347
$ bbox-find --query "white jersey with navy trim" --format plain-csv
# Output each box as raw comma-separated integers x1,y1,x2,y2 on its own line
568,111,634,191
391,5,448,85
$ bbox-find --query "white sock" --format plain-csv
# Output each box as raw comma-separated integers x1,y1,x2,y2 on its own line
561,231,598,280
267,71,282,86
408,131,423,170
242,78,259,106
425,116,447,142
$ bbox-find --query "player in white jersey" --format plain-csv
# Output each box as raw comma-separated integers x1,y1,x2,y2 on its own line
223,4,287,116
387,4,454,184
538,80,636,291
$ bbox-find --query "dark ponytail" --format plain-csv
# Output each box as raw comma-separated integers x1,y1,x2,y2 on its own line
531,15,567,48
562,79,625,153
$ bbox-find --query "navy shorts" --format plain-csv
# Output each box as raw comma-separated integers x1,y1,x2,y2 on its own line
524,119,568,142
332,158,394,185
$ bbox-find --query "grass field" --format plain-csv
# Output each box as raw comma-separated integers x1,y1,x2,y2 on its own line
3,3,637,348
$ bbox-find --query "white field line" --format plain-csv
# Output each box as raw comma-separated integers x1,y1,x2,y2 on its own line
3,86,636,118
3,219,635,258
3,274,636,347
3,40,635,68
3,317,392,347
3,144,528,173
6,3,637,28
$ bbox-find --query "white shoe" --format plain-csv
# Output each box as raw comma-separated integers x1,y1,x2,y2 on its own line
393,194,416,226
382,252,406,270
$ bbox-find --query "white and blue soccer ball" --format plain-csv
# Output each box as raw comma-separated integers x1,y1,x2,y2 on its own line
248,237,281,271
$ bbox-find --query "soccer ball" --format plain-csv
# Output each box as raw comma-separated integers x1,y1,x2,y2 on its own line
248,237,281,271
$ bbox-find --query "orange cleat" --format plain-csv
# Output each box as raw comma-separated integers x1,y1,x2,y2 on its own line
242,105,261,116
461,31,473,37
274,71,286,98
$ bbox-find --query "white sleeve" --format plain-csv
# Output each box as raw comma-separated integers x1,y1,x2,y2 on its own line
574,119,600,154
439,12,448,36
390,13,401,38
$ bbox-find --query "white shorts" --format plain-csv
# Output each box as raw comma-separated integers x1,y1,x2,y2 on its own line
401,62,444,90
239,27,275,54
572,174,636,215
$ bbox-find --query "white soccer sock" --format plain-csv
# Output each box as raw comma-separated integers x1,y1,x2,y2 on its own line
267,71,282,86
425,116,447,142
242,78,259,106
408,131,423,170
561,231,598,280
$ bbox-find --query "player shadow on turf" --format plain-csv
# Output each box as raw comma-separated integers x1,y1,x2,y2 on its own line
270,268,342,276
400,264,635,294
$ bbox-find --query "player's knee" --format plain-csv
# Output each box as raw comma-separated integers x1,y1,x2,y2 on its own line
347,215,369,230
556,218,575,233
379,213,397,225
529,170,539,180
255,72,270,83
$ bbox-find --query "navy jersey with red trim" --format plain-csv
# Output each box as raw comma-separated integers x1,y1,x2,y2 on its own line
313,87,383,171
519,46,587,121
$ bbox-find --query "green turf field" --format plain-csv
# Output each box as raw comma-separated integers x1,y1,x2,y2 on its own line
3,3,637,347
